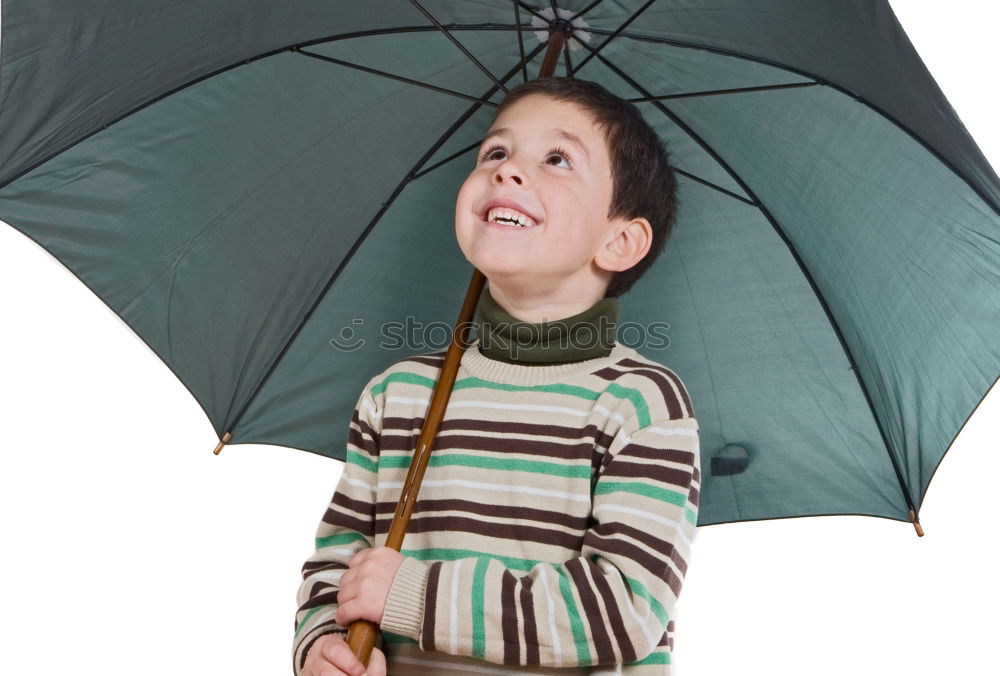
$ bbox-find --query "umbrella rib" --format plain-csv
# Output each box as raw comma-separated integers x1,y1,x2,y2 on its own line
567,0,606,23
513,1,530,84
568,0,658,77
562,39,574,78
411,140,481,181
514,1,550,23
588,45,920,517
223,42,548,440
673,168,756,206
296,24,528,51
628,81,819,102
294,49,497,107
408,0,509,93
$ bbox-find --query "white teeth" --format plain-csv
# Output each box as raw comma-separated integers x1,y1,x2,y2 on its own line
487,206,537,228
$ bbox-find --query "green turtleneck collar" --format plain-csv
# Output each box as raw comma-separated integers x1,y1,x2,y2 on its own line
473,286,619,365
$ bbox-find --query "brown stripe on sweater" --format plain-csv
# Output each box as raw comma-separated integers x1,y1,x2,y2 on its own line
660,623,673,646
298,587,338,611
331,491,374,519
616,358,694,415
300,560,347,576
374,515,584,550
448,419,617,447
565,558,614,664
347,418,381,457
669,542,690,578
421,562,443,653
435,434,598,461
383,417,616,447
297,625,343,672
520,576,539,665
586,559,638,663
584,533,682,595
501,570,520,664
374,498,589,531
596,443,693,482
602,459,694,488
611,441,696,467
689,484,700,507
322,509,373,538
382,416,614,451
399,354,446,367
588,519,678,562
350,407,381,438
594,363,692,420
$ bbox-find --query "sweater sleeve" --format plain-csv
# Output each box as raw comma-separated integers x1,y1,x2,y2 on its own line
380,415,701,668
291,384,382,675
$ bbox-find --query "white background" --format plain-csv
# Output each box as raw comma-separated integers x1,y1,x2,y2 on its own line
1,2,997,674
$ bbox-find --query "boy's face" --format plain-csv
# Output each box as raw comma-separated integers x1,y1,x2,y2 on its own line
455,94,628,299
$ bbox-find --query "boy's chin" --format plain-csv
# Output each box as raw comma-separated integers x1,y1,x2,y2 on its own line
472,261,537,284
479,273,556,301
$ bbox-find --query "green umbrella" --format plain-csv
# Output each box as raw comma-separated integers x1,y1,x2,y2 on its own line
1,0,997,542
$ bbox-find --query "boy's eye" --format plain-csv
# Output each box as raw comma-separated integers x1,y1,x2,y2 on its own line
477,143,573,169
479,143,506,163
546,147,572,168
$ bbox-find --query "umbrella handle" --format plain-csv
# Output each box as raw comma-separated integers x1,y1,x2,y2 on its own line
346,620,380,666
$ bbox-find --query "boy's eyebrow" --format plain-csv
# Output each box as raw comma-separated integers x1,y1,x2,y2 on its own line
482,127,591,160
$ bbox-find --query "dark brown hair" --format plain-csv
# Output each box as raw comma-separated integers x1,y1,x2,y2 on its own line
492,77,678,298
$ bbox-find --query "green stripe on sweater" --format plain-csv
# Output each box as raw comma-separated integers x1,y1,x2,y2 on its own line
382,631,418,645
594,481,687,506
471,557,490,658
630,650,671,666
556,564,593,664
623,575,669,625
294,607,321,637
316,531,368,549
346,449,378,474
604,383,651,427
370,371,438,396
370,371,651,427
378,452,591,479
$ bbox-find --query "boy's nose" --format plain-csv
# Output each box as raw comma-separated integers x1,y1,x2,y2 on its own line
493,164,524,186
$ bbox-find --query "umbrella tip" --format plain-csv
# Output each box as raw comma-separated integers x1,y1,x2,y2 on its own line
212,431,232,455
908,509,924,537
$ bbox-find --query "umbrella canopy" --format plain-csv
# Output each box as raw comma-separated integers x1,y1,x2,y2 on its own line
1,0,997,529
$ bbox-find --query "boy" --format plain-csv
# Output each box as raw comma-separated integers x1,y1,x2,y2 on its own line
293,78,700,675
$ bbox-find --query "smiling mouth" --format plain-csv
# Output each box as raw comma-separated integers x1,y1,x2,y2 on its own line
484,206,539,229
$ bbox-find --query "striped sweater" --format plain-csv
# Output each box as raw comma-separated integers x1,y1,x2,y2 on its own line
293,338,701,675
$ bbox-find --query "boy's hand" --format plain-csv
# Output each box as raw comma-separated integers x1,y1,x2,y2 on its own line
336,546,405,626
301,633,386,676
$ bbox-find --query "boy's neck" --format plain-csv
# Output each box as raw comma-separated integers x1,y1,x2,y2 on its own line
474,285,619,365
484,278,609,324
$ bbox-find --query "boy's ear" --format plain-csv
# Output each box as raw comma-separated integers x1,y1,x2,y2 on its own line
595,216,652,273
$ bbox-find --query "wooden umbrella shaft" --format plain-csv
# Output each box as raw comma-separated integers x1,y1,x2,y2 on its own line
346,26,570,665
345,268,485,662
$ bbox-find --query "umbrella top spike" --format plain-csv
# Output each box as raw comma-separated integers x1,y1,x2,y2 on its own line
532,6,592,53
